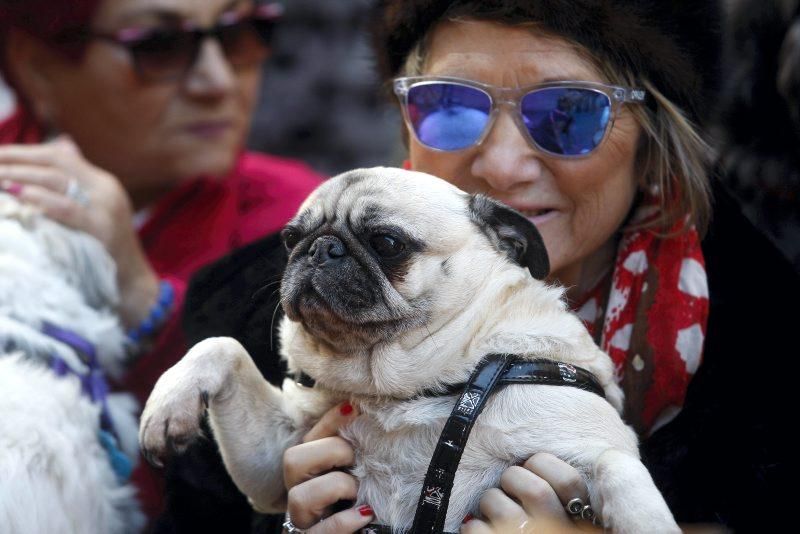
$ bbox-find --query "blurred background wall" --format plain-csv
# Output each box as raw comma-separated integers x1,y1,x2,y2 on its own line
714,0,800,271
247,0,403,176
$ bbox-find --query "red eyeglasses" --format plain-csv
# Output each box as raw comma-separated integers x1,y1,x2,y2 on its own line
77,2,283,82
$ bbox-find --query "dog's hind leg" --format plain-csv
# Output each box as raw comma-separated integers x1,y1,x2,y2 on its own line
139,337,332,513
590,448,680,533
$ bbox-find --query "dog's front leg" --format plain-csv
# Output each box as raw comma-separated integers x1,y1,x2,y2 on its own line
591,448,680,533
139,337,325,513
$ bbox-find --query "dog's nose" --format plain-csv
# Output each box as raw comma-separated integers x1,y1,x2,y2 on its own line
308,235,347,266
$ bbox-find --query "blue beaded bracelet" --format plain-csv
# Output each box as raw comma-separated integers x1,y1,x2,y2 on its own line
126,280,175,344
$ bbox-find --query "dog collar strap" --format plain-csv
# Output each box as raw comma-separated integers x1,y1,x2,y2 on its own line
295,358,603,400
296,371,316,388
411,353,512,533
500,359,605,397
410,354,605,533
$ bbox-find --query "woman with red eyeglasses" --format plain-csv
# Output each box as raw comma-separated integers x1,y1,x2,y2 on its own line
0,0,321,524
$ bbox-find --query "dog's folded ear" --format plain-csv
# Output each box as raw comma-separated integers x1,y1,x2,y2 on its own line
468,195,550,279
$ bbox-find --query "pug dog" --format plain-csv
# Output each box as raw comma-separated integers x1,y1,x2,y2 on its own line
139,167,678,533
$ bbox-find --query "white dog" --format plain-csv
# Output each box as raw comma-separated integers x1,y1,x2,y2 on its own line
140,168,678,533
0,193,144,534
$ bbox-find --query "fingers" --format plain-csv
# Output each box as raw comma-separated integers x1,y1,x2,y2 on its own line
283,436,356,490
0,138,107,202
460,517,495,534
0,136,80,167
462,516,586,534
0,143,60,166
308,504,374,534
478,487,531,529
468,483,581,533
499,466,566,521
284,402,359,491
522,453,589,507
286,471,359,528
0,142,94,224
10,182,85,228
0,164,70,192
467,454,591,533
303,401,359,443
282,403,362,531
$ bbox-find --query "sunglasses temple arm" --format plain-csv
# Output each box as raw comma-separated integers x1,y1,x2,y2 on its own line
624,88,647,103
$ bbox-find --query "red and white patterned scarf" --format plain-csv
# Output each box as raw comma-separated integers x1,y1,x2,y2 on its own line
403,158,708,437
574,208,709,436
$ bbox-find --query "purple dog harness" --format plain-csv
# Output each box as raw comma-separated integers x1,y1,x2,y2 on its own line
41,321,133,482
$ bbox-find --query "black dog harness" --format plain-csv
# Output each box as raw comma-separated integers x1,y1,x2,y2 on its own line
304,353,605,534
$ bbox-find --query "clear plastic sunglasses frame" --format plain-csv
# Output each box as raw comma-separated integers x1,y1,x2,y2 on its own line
393,76,647,158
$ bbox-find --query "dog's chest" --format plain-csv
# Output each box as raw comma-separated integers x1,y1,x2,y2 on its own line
342,397,517,531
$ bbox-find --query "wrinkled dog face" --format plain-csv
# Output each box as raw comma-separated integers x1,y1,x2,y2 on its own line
280,168,549,365
281,168,452,352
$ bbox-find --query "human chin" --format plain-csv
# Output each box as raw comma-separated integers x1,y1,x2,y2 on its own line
176,127,243,171
173,144,240,179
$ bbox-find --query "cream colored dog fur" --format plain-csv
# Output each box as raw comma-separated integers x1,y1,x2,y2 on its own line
140,168,678,533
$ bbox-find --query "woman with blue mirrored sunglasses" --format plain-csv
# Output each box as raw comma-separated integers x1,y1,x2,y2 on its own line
283,1,799,533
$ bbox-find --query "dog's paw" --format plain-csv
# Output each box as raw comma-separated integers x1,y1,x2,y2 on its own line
138,338,239,467
138,371,210,468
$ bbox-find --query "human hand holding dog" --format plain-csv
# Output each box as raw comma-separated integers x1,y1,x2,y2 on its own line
462,453,600,533
281,405,595,534
283,402,375,533
0,136,159,328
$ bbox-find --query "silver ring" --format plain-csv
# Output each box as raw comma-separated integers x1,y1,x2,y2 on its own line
580,504,596,521
65,178,90,207
283,513,309,534
565,497,585,516
566,498,603,527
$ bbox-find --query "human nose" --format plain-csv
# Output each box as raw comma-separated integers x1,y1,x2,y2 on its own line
183,38,236,96
470,108,544,193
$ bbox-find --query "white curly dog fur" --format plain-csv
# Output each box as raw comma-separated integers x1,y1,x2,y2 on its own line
0,193,144,534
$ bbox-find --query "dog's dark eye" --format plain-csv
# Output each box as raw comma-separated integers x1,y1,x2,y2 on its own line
281,227,302,251
369,234,405,258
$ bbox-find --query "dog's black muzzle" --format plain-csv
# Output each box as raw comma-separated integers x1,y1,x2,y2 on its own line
308,235,347,267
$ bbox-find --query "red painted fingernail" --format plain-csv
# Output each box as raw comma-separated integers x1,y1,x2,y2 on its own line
340,402,353,416
1,181,22,196
358,504,373,516
462,514,474,524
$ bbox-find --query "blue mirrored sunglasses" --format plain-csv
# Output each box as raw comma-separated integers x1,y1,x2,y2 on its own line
393,76,647,158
